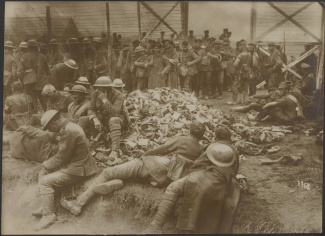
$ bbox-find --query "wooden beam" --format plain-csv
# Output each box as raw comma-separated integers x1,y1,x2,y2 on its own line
106,2,111,76
46,6,51,41
255,2,314,41
267,2,321,42
250,2,255,42
137,1,141,38
185,1,189,39
141,1,179,41
140,1,180,38
258,47,302,79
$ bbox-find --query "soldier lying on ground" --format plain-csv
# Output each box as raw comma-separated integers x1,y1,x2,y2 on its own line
60,122,205,216
248,82,305,124
3,81,33,131
143,127,240,234
32,110,99,231
232,90,280,113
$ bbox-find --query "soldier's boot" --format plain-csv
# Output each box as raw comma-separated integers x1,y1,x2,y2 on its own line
145,192,178,233
61,173,108,215
241,91,248,104
93,179,124,195
33,194,57,231
107,129,121,162
227,92,238,105
32,206,43,217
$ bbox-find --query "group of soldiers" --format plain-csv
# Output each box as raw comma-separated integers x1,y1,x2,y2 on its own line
3,28,321,233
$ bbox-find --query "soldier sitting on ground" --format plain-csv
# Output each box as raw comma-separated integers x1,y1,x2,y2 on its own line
247,82,305,124
67,85,90,124
143,127,240,234
60,122,205,216
3,81,33,131
300,63,316,97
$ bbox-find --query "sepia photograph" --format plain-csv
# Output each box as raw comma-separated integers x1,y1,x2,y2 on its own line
1,1,324,234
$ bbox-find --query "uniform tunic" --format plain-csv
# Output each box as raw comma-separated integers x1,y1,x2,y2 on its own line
148,54,171,89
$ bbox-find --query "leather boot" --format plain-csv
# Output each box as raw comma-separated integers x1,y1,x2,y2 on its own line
60,198,82,216
33,193,56,231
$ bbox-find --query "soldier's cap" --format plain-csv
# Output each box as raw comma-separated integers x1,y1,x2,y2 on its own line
69,84,88,94
237,40,246,47
268,41,275,47
49,39,59,45
112,78,125,88
42,84,57,96
93,37,102,43
76,77,90,85
27,40,38,48
204,30,209,33
132,39,140,45
182,41,189,46
212,40,223,45
248,42,256,46
223,28,229,32
38,43,48,49
19,42,28,48
4,41,15,49
189,30,194,33
162,39,175,46
134,46,146,53
64,59,78,70
67,38,79,44
301,63,311,69
195,39,202,43
12,81,23,92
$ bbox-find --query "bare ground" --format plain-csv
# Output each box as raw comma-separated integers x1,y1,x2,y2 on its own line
1,90,323,234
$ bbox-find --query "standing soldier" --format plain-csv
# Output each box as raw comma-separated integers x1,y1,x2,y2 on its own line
298,43,317,77
134,46,150,91
222,38,236,91
202,30,210,45
17,40,51,114
50,59,78,91
147,43,171,89
124,40,140,92
117,45,129,91
219,28,232,40
209,41,224,99
49,39,63,70
177,41,200,92
300,63,316,96
81,38,97,85
188,30,196,46
92,37,108,77
199,45,213,100
247,43,259,96
4,41,16,100
162,39,178,89
192,44,202,97
265,42,283,92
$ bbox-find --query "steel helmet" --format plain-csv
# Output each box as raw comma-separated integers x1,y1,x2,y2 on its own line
49,39,59,45
93,76,113,87
93,37,102,43
4,41,15,49
206,143,235,167
76,77,90,85
27,40,38,48
69,85,88,94
112,79,125,88
41,110,60,131
134,46,146,53
19,42,28,48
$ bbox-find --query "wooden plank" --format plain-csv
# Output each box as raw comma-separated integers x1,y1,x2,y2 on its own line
255,2,314,41
258,47,302,79
140,1,180,38
137,1,141,37
106,2,112,76
267,2,321,42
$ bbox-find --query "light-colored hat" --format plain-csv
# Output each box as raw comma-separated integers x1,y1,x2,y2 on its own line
206,143,235,167
19,42,28,48
64,60,78,70
41,110,60,130
4,41,15,49
112,79,125,88
69,85,88,94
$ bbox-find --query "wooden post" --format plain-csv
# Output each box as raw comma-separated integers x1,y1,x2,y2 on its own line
106,2,112,76
180,2,185,39
250,2,256,42
137,1,142,38
184,1,189,40
46,6,51,42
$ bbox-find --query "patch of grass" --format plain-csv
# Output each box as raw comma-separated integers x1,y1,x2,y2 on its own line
233,194,283,233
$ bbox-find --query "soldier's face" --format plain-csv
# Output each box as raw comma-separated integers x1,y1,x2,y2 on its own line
195,42,202,47
248,45,254,52
154,47,160,54
71,92,85,104
45,93,57,102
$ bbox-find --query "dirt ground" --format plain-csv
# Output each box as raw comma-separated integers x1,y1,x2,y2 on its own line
1,90,323,234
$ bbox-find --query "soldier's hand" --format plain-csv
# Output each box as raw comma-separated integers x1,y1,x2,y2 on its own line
93,118,102,131
248,96,254,100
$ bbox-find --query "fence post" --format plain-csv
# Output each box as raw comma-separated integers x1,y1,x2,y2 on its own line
137,1,142,38
106,2,112,76
46,6,51,42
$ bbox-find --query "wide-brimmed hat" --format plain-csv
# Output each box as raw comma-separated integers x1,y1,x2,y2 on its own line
212,40,223,45
41,110,60,131
82,38,91,45
67,38,79,45
153,42,163,48
268,41,275,47
207,143,235,168
76,77,90,85
64,59,78,69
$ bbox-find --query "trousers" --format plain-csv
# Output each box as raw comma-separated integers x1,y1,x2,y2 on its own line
211,70,225,96
137,77,148,91
179,75,192,91
201,71,211,97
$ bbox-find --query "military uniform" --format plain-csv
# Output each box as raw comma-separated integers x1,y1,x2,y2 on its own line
94,48,108,77
210,47,225,98
49,49,64,69
134,54,150,91
4,91,33,131
200,50,213,98
4,51,16,100
177,48,200,91
50,63,76,91
67,98,90,123
266,49,282,92
162,47,178,89
47,91,74,113
17,50,50,113
301,72,316,96
188,35,196,47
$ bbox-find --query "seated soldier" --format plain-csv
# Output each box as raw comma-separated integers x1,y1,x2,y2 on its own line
3,81,33,131
75,76,93,98
26,84,74,127
232,90,280,113
300,63,316,96
77,76,126,161
67,85,90,123
60,122,205,216
32,110,99,230
248,82,305,124
143,127,239,234
112,78,125,94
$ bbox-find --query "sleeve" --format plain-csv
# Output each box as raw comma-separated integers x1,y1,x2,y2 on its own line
188,50,200,66
143,138,178,156
95,52,107,71
234,54,242,72
42,130,75,170
102,93,124,117
65,96,74,109
4,97,11,114
44,57,51,76
17,57,25,80
272,51,283,71
276,97,288,108
88,91,98,120
162,58,171,74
